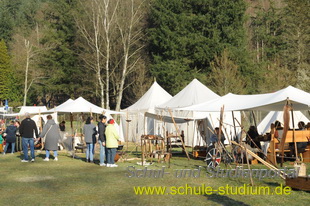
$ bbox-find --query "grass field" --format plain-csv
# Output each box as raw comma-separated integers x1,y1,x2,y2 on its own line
0,145,309,206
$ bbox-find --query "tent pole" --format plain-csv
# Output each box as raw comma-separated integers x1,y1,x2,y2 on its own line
291,108,299,161
232,111,237,142
280,101,290,167
126,110,129,151
251,111,257,128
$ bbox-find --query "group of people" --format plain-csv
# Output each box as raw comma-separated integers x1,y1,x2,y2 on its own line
1,112,120,168
83,115,120,167
18,113,60,162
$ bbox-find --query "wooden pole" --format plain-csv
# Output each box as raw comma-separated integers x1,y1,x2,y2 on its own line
290,109,299,161
232,111,237,142
126,110,129,151
231,141,286,179
281,102,290,167
243,142,254,186
251,111,257,128
168,109,190,160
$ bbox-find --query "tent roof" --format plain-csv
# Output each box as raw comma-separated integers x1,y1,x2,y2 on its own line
157,79,219,109
19,106,48,114
3,106,48,117
44,99,75,113
179,86,310,112
51,97,123,114
124,81,172,111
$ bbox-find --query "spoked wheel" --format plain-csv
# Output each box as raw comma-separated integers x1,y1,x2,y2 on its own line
205,148,221,168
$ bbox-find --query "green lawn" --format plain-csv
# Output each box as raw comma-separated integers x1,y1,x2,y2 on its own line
0,146,309,206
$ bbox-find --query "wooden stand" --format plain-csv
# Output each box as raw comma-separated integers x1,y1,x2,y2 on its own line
141,135,169,165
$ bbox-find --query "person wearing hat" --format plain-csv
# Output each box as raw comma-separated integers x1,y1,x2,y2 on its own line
83,117,97,163
98,115,107,166
19,112,39,162
105,119,119,167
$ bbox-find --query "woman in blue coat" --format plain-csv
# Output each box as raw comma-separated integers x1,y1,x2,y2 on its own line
4,121,18,154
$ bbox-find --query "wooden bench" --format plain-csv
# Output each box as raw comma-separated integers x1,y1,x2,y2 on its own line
75,143,87,153
271,130,310,163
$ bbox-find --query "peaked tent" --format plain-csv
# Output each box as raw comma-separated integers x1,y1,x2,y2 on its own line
3,106,55,131
178,86,310,152
181,86,310,112
49,97,124,141
155,79,239,146
120,81,172,142
157,79,220,109
44,98,75,113
53,97,123,115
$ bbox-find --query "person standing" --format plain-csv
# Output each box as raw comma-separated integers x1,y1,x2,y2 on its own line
19,112,39,162
58,121,66,150
105,119,119,167
3,121,17,154
39,115,61,161
98,115,107,166
83,117,96,163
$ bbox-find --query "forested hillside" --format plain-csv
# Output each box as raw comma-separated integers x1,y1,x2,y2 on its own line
0,0,308,110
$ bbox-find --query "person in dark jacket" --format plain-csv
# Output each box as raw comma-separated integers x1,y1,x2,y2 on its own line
19,112,39,162
4,121,17,154
83,117,97,163
59,121,66,132
247,126,261,149
39,115,61,161
98,115,107,166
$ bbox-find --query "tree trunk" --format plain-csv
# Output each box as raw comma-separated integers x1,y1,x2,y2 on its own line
103,0,111,109
23,40,31,106
115,50,128,112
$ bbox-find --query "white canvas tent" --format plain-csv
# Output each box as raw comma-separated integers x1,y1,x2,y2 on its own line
44,98,75,113
179,86,310,152
181,86,310,112
120,81,172,142
3,106,56,132
155,79,238,146
51,97,123,115
50,97,124,141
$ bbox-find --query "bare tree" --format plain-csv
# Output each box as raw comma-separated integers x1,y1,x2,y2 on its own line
76,0,119,108
11,31,47,106
209,49,246,95
114,0,147,111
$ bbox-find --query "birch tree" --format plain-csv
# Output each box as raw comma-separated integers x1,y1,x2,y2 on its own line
11,33,46,106
76,0,119,108
114,0,147,111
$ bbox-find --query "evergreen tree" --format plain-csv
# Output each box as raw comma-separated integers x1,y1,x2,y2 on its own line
148,0,251,94
280,0,310,91
0,40,12,101
40,0,86,105
0,0,21,42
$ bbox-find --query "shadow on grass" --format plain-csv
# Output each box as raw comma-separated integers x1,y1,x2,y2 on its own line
205,194,250,206
262,181,281,187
